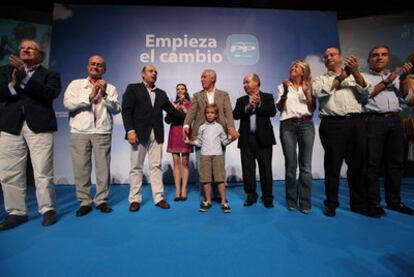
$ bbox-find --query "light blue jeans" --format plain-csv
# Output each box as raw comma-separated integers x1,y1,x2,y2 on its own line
280,120,315,209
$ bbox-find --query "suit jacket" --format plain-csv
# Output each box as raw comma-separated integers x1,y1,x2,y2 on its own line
121,82,185,143
0,64,61,135
183,89,235,140
233,91,276,149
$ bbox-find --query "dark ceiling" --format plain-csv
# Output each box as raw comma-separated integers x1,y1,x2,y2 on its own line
1,0,411,24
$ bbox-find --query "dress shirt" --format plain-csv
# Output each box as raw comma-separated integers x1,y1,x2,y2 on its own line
194,121,231,155
312,71,372,116
363,69,412,113
276,83,312,121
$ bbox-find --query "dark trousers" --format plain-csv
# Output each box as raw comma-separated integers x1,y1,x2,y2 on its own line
365,114,403,207
240,133,273,203
319,116,366,209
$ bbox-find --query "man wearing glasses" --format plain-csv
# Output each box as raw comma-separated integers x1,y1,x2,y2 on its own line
64,55,121,217
0,39,61,230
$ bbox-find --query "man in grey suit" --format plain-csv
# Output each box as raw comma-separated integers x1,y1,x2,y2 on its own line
183,69,239,202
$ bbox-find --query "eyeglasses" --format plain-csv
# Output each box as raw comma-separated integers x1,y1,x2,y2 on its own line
19,47,39,52
89,62,105,68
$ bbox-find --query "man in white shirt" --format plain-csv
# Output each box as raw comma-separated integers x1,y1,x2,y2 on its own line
63,55,121,216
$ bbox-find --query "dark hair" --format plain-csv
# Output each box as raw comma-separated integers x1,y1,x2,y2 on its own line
367,45,390,60
175,83,190,102
205,103,219,115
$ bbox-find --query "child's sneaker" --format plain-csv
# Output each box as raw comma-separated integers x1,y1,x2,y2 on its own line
221,202,231,213
199,201,212,212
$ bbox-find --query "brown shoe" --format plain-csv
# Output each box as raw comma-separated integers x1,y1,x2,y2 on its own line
129,202,141,212
155,200,170,209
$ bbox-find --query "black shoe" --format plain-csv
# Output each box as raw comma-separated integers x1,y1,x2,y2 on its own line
199,201,212,212
174,197,180,202
180,196,187,201
221,202,231,213
244,198,257,207
76,205,92,217
263,201,274,208
375,206,386,217
0,215,28,230
351,206,381,218
42,210,57,226
323,206,336,217
96,203,112,213
387,203,414,215
287,205,296,212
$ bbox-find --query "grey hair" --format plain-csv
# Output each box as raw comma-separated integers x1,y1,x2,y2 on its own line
250,73,261,87
203,69,217,83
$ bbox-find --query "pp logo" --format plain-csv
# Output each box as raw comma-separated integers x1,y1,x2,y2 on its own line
226,34,259,65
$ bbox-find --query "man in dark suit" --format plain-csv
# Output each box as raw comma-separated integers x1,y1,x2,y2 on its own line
122,64,185,211
233,73,276,208
0,39,61,230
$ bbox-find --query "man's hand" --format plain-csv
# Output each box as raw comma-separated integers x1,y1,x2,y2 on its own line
10,68,17,87
344,55,360,76
397,62,413,80
184,137,193,145
251,93,261,105
9,55,26,83
96,79,107,97
127,131,138,145
228,127,240,140
89,86,100,102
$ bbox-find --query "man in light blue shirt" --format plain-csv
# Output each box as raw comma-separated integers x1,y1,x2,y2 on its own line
363,45,414,216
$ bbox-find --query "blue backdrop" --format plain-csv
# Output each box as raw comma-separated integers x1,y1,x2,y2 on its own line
50,4,339,184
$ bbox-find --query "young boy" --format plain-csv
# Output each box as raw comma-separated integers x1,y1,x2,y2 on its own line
185,103,236,213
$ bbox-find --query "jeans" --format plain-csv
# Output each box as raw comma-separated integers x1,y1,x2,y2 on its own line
280,120,314,209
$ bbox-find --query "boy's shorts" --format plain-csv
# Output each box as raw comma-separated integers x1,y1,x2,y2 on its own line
199,155,225,183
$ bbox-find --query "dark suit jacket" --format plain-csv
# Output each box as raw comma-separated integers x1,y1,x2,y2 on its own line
0,64,61,135
233,91,277,149
122,82,185,144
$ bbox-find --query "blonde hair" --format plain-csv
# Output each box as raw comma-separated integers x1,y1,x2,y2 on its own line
290,60,311,83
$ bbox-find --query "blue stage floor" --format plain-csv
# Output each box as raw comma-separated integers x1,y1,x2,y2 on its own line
1,179,414,277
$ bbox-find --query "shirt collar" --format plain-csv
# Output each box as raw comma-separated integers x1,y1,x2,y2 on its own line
326,70,337,77
24,64,40,73
143,81,157,91
368,68,390,76
204,87,215,94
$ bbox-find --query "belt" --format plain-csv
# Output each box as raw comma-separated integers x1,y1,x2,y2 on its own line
366,112,400,117
321,113,362,120
285,115,313,123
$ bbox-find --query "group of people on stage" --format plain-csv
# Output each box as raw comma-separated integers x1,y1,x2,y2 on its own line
1,39,414,230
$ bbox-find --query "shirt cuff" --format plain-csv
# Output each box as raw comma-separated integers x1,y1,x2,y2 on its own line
19,74,31,89
8,83,18,95
403,90,413,103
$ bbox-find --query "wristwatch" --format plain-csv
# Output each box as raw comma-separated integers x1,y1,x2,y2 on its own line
334,75,344,83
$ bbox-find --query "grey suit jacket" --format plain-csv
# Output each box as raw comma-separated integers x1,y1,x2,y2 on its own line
184,89,235,140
